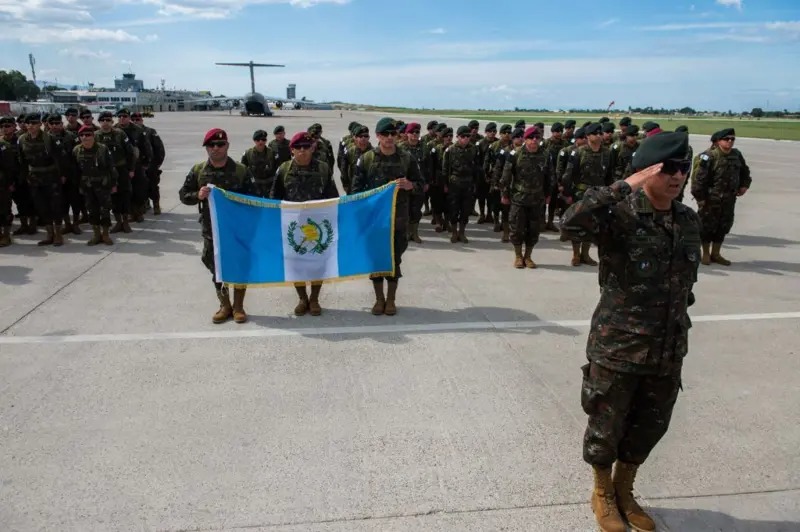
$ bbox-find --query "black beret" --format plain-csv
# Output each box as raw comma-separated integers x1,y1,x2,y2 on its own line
716,128,735,138
0,116,15,126
710,131,721,143
79,109,92,117
348,121,357,130
499,124,512,134
564,120,576,128
308,123,322,133
601,122,615,133
65,107,78,115
375,117,396,134
273,125,285,134
354,125,369,136
456,125,470,136
116,108,130,116
485,121,497,132
99,111,113,119
426,120,438,129
436,123,448,133
585,123,602,135
631,132,689,171
25,113,42,123
443,127,453,136
675,125,689,133
551,122,564,133
582,120,593,128
619,117,632,126
349,122,362,134
642,121,660,132
41,114,51,122
599,117,610,124
468,119,480,129
17,113,26,122
514,120,526,128
573,127,587,139
48,113,62,122
625,125,640,137
534,122,545,130
253,129,268,140
511,128,524,139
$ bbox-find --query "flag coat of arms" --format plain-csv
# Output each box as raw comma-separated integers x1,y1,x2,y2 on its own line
208,183,397,285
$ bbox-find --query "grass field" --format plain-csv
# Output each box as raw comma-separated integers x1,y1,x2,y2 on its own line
373,109,800,141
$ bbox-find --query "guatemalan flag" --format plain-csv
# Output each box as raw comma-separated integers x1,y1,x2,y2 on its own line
207,183,397,285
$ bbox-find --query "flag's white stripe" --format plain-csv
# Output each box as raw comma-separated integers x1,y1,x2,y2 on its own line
207,184,223,283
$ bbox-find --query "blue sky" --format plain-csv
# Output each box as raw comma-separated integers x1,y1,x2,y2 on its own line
1,0,799,111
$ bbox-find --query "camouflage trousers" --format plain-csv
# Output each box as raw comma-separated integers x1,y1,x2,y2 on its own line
147,168,162,202
0,183,11,226
202,236,223,288
488,188,501,220
83,184,113,227
509,202,542,247
475,179,489,212
699,198,736,243
112,167,131,215
30,178,64,225
447,182,474,225
12,179,36,217
581,361,681,467
408,191,424,225
62,175,85,219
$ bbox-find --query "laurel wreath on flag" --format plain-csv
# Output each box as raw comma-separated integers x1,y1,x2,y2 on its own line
287,218,333,255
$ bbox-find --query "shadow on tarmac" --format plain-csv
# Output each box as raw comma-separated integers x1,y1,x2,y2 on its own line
246,305,582,344
699,259,800,277
652,507,800,532
723,233,800,248
0,265,32,286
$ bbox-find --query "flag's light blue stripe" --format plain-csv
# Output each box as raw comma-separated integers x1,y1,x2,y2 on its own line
337,184,395,278
212,188,284,284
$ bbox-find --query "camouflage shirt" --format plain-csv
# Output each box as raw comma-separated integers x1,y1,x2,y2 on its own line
485,139,511,188
116,122,153,169
95,128,135,172
442,142,480,187
561,144,613,199
0,136,20,189
398,140,425,194
269,138,292,169
241,146,276,193
341,142,372,194
269,159,337,202
609,139,639,180
691,147,752,202
73,143,118,189
179,157,257,238
17,131,61,185
500,144,552,205
561,180,701,376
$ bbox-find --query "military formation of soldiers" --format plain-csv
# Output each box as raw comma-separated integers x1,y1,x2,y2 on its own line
0,107,165,247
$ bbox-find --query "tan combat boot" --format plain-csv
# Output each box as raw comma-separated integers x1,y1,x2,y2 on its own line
501,221,510,243
121,214,132,233
523,244,536,268
110,213,123,233
87,225,102,246
0,226,11,247
101,225,113,245
232,287,247,323
513,244,524,269
153,200,162,215
409,223,422,244
613,461,656,532
701,241,711,265
591,465,627,532
710,242,731,266
213,287,232,324
38,224,55,246
53,224,64,246
458,223,469,244
581,241,598,266
450,224,459,243
62,217,74,235
294,285,309,315
571,241,581,266
309,284,322,316
384,281,398,316
371,280,385,315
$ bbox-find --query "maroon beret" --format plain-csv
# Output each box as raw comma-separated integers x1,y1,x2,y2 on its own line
203,128,227,146
524,126,541,139
289,131,313,149
78,125,94,135
405,122,421,134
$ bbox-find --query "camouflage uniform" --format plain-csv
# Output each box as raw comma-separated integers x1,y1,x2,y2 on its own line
0,132,17,245
609,138,639,181
73,142,117,243
500,144,552,265
492,140,521,242
542,135,567,229
676,143,694,203
117,121,153,220
18,130,64,243
424,137,448,233
241,145,275,197
442,141,480,242
269,137,291,169
485,136,511,232
95,127,135,231
691,147,751,250
399,139,425,240
341,142,372,195
141,123,166,212
561,180,700,467
476,133,496,224
49,128,83,233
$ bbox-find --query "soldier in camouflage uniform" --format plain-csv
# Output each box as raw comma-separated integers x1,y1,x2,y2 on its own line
270,126,292,170
270,132,339,317
616,117,632,143
609,125,640,181
424,124,451,234
542,122,567,232
556,127,586,187
691,128,751,266
179,128,257,325
492,128,525,243
442,125,480,244
17,113,65,246
115,108,153,222
563,119,576,144
96,111,135,234
674,125,693,203
399,122,425,243
484,124,512,233
601,122,616,148
0,117,17,246
64,108,82,135
500,127,551,268
241,129,276,197
420,120,438,216
475,122,497,224
73,125,116,246
352,118,422,316
337,121,359,175
340,125,372,195
561,123,613,266
132,112,166,215
562,132,699,532
308,123,334,178
47,113,84,236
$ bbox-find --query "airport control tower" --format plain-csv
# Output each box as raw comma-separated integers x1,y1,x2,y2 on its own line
287,84,296,100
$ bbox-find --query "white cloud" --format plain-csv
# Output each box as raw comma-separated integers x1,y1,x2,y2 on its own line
426,27,446,35
58,48,112,60
4,27,146,43
716,0,743,9
140,0,350,20
598,18,619,28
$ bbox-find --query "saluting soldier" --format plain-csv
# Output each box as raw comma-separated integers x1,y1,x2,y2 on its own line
179,129,257,325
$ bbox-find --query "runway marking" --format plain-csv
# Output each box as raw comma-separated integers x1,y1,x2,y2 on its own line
1,312,799,345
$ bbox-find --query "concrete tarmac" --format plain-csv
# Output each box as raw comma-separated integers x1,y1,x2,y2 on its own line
1,111,798,531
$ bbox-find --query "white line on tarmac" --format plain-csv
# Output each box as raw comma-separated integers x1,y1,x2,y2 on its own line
1,311,799,345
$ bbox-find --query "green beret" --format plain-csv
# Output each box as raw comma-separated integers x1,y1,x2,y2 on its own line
443,127,453,136
436,123,448,133
375,117,396,134
582,120,593,128
551,122,564,133
252,129,268,140
273,125,285,134
65,107,78,115
0,116,14,126
394,120,405,131
675,125,689,133
585,123,602,136
631,132,689,171
426,120,438,129
499,124,512,134
599,117,609,124
642,121,660,132
48,113,62,122
348,121,357,131
349,122,362,134
573,127,587,139
456,125,470,137
511,128,524,139
468,119,480,129
116,108,130,116
601,122,615,133
716,128,735,139
534,122,545,130
710,131,721,143
25,113,42,123
514,120,526,128
619,117,632,126
564,120,576,128
353,125,369,136
485,122,497,132
625,125,640,137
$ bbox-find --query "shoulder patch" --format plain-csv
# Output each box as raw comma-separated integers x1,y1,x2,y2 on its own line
700,153,709,161
509,150,516,156
570,150,577,157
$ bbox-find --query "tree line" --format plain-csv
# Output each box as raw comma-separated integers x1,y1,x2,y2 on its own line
0,70,41,102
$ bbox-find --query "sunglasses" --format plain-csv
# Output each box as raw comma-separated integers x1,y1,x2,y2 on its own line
661,159,691,176
79,133,94,137
293,144,312,150
255,138,267,142
720,136,735,142
99,118,113,122
117,115,129,119
380,131,397,137
458,134,470,139
356,134,370,138
206,141,226,148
